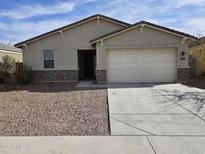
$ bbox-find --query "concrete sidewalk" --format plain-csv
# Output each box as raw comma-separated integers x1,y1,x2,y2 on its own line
0,136,205,154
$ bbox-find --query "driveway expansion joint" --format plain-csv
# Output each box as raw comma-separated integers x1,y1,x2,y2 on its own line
146,136,157,154
61,137,72,154
110,116,156,135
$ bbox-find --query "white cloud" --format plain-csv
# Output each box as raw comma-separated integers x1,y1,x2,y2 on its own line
88,0,158,23
0,0,204,43
93,0,205,22
0,0,99,19
0,20,68,32
185,18,205,36
0,1,75,19
89,0,204,36
149,17,205,36
171,0,205,7
0,19,71,43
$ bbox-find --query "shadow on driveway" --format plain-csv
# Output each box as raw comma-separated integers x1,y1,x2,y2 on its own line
155,88,205,115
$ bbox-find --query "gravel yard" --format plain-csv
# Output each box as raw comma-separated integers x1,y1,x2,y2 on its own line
0,83,109,136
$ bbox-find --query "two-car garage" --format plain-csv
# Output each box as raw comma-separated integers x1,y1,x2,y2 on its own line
107,48,177,82
92,21,196,83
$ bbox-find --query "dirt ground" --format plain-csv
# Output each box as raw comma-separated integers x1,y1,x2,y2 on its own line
0,83,109,136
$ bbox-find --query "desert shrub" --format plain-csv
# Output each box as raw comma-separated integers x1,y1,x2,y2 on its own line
16,63,34,84
0,55,16,83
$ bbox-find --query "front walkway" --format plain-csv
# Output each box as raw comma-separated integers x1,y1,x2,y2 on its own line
0,136,205,154
76,81,107,88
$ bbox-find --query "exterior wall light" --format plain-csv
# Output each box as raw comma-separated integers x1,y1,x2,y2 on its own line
181,51,185,56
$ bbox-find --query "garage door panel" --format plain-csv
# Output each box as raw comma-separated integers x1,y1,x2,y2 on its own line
125,59,139,65
109,62,123,69
159,74,175,82
108,56,123,62
108,72,124,80
125,68,140,72
108,61,123,67
107,48,176,82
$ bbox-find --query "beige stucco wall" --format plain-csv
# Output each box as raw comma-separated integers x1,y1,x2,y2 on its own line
23,18,125,70
0,50,22,62
96,26,189,70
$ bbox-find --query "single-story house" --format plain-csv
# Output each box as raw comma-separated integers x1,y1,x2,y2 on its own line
189,37,205,76
15,14,197,83
0,42,22,62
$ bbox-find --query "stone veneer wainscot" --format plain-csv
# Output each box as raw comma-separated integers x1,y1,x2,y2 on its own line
33,70,79,82
177,68,189,83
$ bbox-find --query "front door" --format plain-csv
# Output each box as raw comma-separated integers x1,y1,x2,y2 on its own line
78,50,96,80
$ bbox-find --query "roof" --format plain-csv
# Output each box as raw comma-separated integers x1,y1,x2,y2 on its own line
90,21,198,44
15,14,130,48
0,42,22,53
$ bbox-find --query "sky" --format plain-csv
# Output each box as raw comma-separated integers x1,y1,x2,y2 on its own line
0,0,205,44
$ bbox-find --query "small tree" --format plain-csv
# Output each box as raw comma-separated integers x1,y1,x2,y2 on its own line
16,63,34,84
195,42,205,61
0,55,16,83
196,47,205,78
193,32,205,78
195,32,205,61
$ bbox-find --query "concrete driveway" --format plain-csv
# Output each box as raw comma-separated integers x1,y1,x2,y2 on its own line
108,83,205,153
108,83,205,136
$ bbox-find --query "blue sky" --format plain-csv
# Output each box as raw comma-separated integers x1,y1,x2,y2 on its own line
0,0,205,44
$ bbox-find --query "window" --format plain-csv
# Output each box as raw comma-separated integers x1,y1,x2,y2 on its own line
43,49,54,68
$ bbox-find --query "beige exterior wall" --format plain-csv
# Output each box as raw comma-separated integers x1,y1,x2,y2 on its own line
23,18,125,70
96,26,189,70
0,50,22,62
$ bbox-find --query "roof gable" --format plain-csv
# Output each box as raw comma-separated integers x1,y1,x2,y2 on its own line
15,14,130,48
90,21,198,44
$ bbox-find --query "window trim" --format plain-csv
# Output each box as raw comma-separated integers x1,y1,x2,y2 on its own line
43,49,55,69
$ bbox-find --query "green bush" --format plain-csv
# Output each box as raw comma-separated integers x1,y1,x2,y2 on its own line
0,55,16,83
16,63,34,84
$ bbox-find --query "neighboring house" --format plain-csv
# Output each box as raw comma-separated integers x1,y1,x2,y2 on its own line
0,42,22,62
15,14,197,83
189,37,205,76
